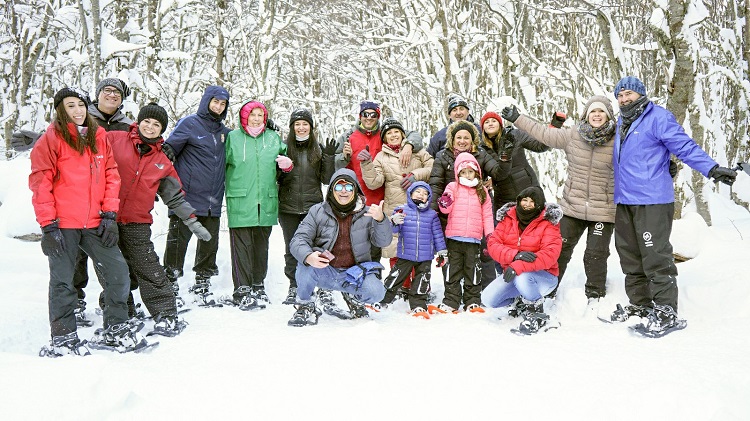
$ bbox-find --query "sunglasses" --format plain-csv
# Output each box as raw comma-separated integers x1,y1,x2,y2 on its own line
360,111,378,119
334,183,354,192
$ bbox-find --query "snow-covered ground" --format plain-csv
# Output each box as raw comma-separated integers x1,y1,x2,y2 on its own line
1,154,749,420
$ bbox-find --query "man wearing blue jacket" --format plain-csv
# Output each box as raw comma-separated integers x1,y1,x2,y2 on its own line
611,76,736,335
162,86,231,298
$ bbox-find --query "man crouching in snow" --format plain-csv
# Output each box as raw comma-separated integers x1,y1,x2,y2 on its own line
288,169,390,326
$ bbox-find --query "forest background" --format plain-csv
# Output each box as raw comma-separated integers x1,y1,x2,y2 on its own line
2,0,749,223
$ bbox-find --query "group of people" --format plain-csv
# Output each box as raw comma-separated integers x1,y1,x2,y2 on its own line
21,74,739,356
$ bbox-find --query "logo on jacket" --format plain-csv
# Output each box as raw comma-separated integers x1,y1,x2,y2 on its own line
643,231,653,247
155,163,165,170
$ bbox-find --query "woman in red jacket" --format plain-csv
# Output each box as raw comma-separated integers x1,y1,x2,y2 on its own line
31,88,132,356
482,186,563,334
107,103,211,335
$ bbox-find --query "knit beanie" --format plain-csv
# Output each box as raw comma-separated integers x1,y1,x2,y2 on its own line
53,87,90,109
447,94,469,114
614,76,646,98
380,117,406,140
581,95,614,121
480,111,504,131
359,100,381,118
137,103,169,134
289,108,314,129
515,186,546,229
96,78,131,98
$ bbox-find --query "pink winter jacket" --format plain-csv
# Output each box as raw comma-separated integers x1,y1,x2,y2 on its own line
439,153,494,240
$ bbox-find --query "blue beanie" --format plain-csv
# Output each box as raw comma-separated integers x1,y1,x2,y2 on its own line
359,100,380,118
614,76,646,98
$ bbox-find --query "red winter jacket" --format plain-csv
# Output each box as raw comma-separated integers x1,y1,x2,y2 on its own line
487,202,563,276
30,122,120,228
343,127,384,205
110,124,195,224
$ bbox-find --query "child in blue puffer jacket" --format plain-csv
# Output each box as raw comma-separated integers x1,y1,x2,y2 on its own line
377,182,447,318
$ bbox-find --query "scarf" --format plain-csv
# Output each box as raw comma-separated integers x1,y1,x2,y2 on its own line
246,125,264,137
619,96,649,141
295,134,309,143
385,143,401,154
578,120,616,147
516,205,541,232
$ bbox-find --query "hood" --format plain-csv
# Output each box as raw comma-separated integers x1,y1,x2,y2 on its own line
196,85,230,121
406,181,433,210
445,120,480,152
495,202,563,226
238,100,269,135
581,95,614,121
327,168,365,197
453,152,482,180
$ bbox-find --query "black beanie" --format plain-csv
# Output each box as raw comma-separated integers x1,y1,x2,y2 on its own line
137,103,169,134
54,87,90,109
380,117,406,140
515,186,546,229
289,108,314,130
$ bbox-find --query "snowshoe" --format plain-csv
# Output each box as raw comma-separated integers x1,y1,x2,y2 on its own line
89,321,158,353
287,302,322,327
254,288,271,305
511,302,560,335
74,299,94,328
410,307,430,319
147,313,188,337
427,303,455,314
317,289,352,320
171,282,185,308
189,278,211,296
629,305,687,338
465,303,485,313
601,303,650,324
342,292,369,319
218,286,266,311
282,287,297,305
507,296,527,318
39,332,91,358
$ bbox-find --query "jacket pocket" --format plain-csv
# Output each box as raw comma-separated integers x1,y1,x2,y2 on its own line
226,187,248,198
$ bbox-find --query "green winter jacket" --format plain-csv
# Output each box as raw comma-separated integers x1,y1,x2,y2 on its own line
225,124,287,228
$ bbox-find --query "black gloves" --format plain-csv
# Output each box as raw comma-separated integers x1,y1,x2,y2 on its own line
501,105,520,123
40,221,65,258
97,211,119,247
162,143,176,163
669,160,679,178
503,266,517,283
514,251,537,262
11,130,42,151
550,112,567,128
708,165,737,186
322,138,337,156
266,118,280,132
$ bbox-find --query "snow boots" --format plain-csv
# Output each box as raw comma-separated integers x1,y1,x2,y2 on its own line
610,303,650,322
39,332,91,358
282,286,297,305
342,292,369,318
74,299,93,327
89,321,150,353
288,301,322,327
150,313,188,337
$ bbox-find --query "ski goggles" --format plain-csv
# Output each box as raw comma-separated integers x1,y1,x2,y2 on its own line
334,181,355,192
360,111,378,119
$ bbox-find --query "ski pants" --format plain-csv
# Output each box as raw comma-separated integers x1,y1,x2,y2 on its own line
556,215,614,298
118,223,177,317
382,258,432,310
295,263,385,305
48,229,130,337
614,203,679,311
278,212,307,287
481,270,558,308
163,214,220,281
444,239,482,310
229,226,272,290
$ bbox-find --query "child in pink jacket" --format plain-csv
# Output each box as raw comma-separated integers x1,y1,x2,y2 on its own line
429,152,494,314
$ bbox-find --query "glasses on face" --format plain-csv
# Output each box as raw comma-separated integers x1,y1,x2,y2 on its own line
334,183,354,192
101,88,121,98
360,111,378,119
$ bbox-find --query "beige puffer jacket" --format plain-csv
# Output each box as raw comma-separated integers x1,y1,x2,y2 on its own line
361,144,434,257
514,114,615,223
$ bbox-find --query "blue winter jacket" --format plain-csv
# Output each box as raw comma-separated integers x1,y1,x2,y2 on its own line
613,102,717,205
392,181,447,262
166,86,231,217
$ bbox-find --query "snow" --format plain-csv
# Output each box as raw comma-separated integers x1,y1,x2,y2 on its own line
1,154,750,420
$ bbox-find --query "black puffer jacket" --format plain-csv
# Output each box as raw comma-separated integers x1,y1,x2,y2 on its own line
483,127,549,209
278,142,335,214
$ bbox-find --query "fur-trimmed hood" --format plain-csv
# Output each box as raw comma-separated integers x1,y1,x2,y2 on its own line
445,120,480,152
496,202,563,225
